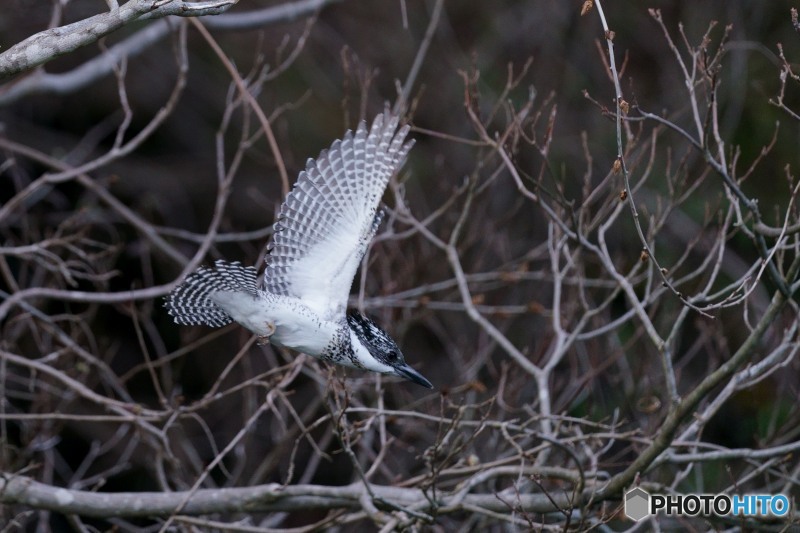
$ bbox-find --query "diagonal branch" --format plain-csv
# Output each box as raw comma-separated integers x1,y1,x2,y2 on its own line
597,254,800,498
0,0,236,80
0,0,342,105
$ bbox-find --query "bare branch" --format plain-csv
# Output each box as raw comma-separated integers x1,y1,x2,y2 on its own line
0,473,584,518
0,0,236,79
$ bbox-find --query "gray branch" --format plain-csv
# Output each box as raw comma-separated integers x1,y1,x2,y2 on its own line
0,473,576,518
0,0,237,80
0,0,341,105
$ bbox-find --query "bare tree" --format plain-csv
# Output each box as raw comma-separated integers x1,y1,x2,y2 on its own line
1,0,798,530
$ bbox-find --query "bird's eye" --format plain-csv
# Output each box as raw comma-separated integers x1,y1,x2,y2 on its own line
387,350,399,362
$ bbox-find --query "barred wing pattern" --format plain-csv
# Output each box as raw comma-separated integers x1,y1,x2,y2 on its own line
264,112,413,321
166,260,259,327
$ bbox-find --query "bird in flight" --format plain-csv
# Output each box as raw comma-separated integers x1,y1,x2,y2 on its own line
166,111,432,388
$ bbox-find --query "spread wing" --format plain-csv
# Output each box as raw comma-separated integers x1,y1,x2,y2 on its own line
264,111,414,321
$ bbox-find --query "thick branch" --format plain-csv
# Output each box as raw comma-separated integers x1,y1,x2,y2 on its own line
0,473,578,518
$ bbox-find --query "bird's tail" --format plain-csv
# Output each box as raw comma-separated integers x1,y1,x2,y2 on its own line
165,260,259,327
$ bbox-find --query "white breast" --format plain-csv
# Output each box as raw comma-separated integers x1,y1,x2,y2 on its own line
211,291,340,357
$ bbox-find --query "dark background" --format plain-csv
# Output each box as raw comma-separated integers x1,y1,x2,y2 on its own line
1,0,799,530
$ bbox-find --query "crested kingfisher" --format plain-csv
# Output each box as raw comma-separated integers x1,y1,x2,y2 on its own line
165,111,433,388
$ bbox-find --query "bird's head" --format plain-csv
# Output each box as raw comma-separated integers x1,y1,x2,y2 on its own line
346,312,433,389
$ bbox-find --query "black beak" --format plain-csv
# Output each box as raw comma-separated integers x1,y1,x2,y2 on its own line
394,363,434,389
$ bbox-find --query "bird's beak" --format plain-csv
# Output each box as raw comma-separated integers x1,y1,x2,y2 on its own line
394,363,433,389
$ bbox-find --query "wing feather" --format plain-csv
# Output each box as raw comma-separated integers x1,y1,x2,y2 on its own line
264,111,413,320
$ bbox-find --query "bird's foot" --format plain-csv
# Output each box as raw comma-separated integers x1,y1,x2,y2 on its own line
257,321,276,345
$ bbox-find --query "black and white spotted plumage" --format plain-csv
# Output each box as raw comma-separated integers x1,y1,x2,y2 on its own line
165,111,432,389
167,260,258,327
265,112,413,321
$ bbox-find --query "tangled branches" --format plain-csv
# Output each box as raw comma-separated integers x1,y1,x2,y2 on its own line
1,1,799,530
